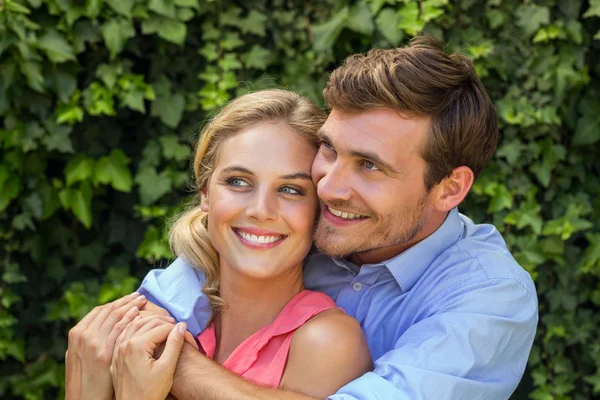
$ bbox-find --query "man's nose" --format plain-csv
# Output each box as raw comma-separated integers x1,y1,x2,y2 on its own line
316,161,353,202
245,188,278,221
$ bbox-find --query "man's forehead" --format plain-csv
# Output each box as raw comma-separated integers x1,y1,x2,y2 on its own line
321,108,428,156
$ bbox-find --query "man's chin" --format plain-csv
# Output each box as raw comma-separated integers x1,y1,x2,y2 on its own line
313,233,355,259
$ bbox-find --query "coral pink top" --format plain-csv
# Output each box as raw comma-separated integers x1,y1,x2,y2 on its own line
197,290,338,387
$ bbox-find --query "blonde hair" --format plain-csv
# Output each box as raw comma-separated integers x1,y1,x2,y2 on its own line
169,89,326,315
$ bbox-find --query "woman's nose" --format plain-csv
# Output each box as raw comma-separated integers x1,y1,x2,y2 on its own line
245,189,278,222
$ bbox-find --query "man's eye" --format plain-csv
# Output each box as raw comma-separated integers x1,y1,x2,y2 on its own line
363,161,379,171
321,141,333,150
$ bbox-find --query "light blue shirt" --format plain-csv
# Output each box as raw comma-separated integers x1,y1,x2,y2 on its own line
139,208,538,399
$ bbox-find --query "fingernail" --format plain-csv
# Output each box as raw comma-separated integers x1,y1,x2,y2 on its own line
178,322,187,335
131,291,140,297
136,295,146,301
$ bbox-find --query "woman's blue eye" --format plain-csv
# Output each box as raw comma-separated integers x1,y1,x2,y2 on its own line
321,141,333,150
280,186,301,195
227,178,249,187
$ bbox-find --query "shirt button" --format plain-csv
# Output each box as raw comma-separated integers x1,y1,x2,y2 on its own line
352,282,363,292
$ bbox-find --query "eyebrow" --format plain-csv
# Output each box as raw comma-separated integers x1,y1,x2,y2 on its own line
221,165,312,181
319,133,396,172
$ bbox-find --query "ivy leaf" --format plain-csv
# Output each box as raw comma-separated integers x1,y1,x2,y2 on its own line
516,4,550,37
238,10,268,37
243,45,274,70
42,122,74,153
65,155,95,186
312,7,349,52
397,2,424,36
159,135,190,162
37,30,76,63
20,61,44,92
347,1,374,35
573,113,600,146
58,183,93,229
106,0,135,16
96,63,123,90
95,149,133,192
135,168,172,205
142,16,187,45
376,8,402,45
174,0,199,7
151,78,185,128
101,19,135,59
574,97,600,146
0,167,21,211
149,0,177,19
583,0,600,18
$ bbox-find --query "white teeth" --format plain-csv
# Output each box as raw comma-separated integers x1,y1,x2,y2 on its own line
236,230,283,244
328,206,364,220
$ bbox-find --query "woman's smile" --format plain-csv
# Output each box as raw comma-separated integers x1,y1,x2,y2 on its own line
232,227,287,249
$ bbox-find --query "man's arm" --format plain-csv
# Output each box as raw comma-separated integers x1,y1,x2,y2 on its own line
172,277,537,400
330,278,538,400
138,257,210,336
171,343,315,400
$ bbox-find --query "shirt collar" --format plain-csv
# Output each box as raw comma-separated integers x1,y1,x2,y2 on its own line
384,208,464,292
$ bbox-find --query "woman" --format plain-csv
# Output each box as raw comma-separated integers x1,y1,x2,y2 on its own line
67,90,372,400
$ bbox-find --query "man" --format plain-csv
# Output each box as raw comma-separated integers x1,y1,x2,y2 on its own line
133,36,538,399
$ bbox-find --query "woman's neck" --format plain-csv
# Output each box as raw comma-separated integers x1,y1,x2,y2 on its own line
212,263,304,364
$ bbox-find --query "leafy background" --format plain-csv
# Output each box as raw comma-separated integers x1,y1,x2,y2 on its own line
1,0,599,398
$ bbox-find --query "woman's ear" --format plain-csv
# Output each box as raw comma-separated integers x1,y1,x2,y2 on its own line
200,190,209,212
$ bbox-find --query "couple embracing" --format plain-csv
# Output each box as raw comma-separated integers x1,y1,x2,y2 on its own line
66,36,538,400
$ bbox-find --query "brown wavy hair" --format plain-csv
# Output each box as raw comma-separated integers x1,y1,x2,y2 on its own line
323,36,498,190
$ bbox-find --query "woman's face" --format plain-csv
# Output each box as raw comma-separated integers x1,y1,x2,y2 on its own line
202,121,318,282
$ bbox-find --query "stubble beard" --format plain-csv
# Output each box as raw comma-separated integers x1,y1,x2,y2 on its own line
314,196,430,260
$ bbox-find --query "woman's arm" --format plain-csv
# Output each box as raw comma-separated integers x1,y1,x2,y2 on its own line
65,293,153,400
280,308,373,399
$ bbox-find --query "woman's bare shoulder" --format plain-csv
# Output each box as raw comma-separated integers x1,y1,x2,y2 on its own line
280,308,373,398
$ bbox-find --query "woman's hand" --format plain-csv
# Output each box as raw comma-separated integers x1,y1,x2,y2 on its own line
111,315,187,400
65,292,153,400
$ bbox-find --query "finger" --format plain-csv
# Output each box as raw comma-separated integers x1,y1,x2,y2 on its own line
183,331,199,351
85,293,140,334
156,323,186,375
131,316,174,339
115,314,174,355
97,294,147,339
131,323,177,357
90,294,147,335
104,305,140,355
140,301,170,317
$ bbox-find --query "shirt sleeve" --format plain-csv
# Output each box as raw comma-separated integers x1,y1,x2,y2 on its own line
330,278,538,400
137,257,211,337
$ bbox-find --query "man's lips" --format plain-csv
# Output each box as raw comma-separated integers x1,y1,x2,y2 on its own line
322,204,368,226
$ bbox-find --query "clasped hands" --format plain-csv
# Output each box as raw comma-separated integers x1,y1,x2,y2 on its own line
65,292,197,400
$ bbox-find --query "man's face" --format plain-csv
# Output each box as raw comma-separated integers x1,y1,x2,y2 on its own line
312,108,437,264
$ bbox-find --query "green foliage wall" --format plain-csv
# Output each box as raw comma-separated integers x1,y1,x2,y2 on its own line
1,0,599,398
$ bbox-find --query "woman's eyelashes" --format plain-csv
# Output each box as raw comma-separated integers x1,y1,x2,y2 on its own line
223,176,306,196
225,177,251,187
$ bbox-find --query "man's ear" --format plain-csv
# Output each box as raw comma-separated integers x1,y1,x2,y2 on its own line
431,166,474,212
200,190,209,212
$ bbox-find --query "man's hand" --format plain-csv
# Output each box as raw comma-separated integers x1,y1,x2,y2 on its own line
65,293,150,400
139,300,198,350
110,315,187,400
